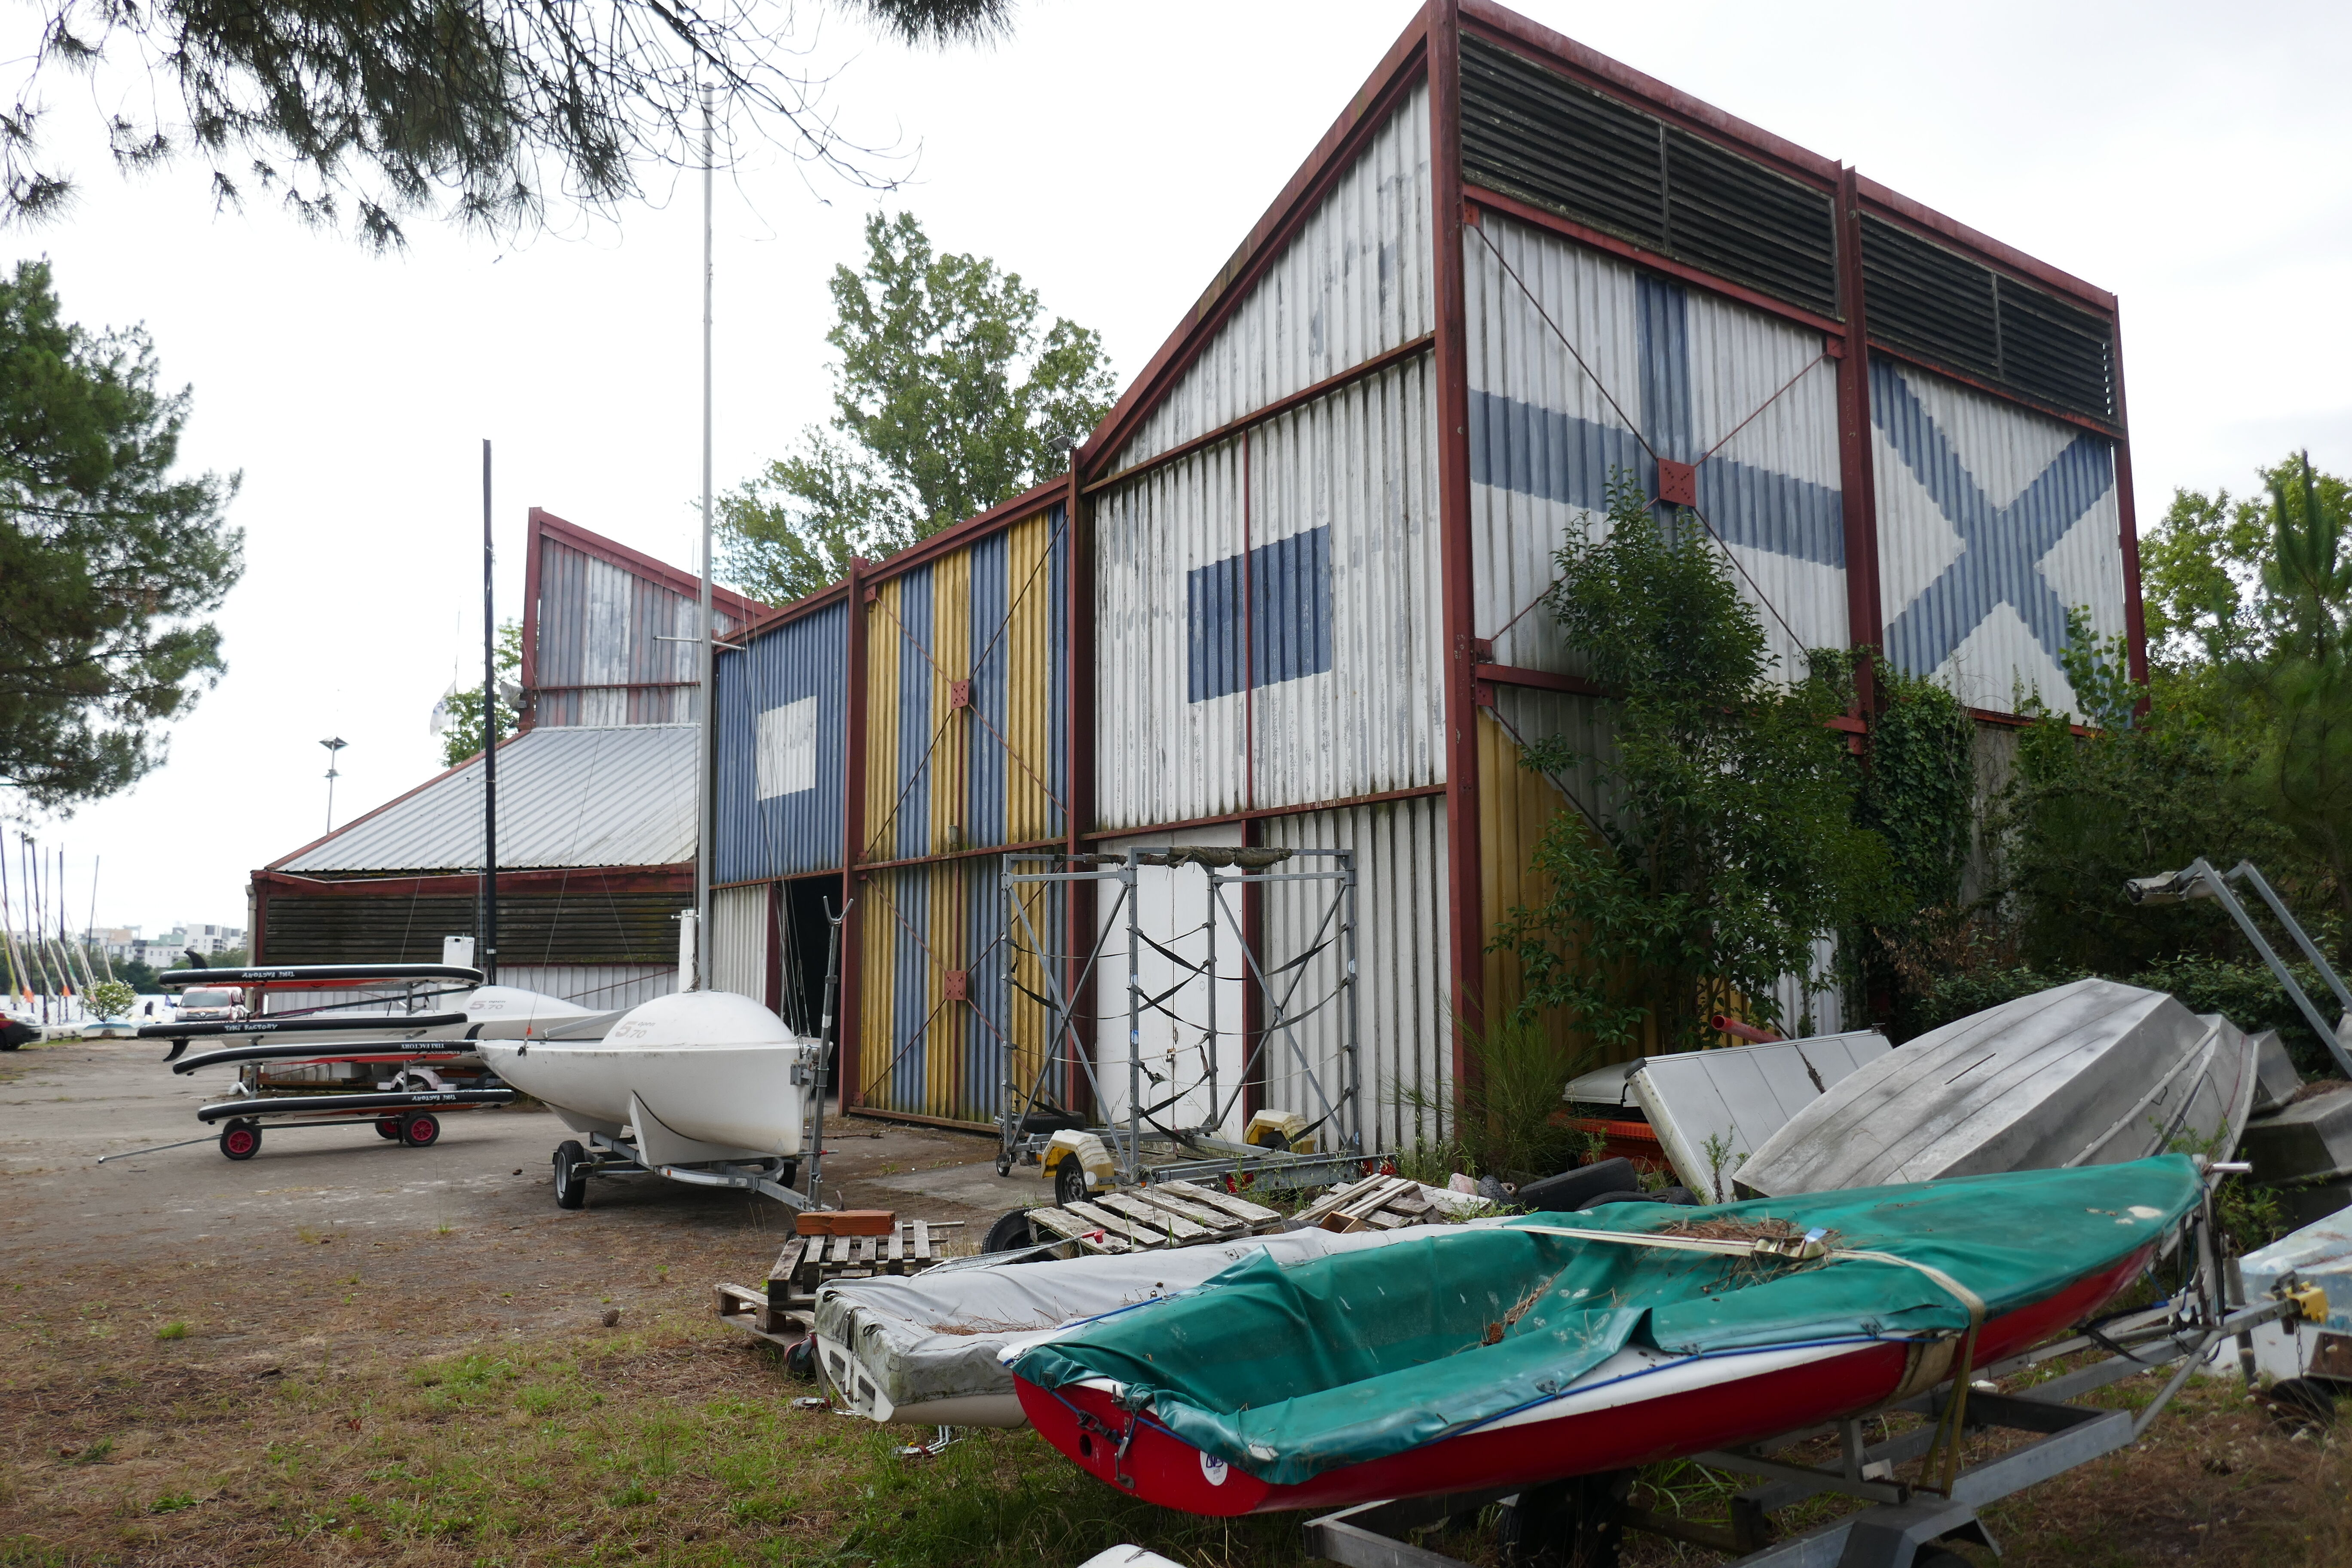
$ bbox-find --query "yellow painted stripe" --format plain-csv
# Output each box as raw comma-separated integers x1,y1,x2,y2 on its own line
931,549,971,859
1005,512,1053,844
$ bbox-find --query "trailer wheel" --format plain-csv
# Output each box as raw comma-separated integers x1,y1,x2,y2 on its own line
554,1140,589,1209
374,1117,402,1140
983,1207,1040,1257
401,1113,441,1148
1053,1160,1087,1208
219,1120,261,1161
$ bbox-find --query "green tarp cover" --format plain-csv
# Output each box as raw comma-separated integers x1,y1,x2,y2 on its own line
1012,1156,2202,1486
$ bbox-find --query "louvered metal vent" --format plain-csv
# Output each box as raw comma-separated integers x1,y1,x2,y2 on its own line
1460,37,1838,317
263,892,688,966
1862,216,2115,420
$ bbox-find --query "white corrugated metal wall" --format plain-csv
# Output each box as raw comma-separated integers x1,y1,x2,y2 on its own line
1261,798,1449,1156
1093,359,1442,831
1464,212,1848,683
710,883,767,1001
1109,83,1434,470
1870,358,2123,716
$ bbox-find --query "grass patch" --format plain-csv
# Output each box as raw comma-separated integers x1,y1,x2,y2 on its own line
155,1321,187,1341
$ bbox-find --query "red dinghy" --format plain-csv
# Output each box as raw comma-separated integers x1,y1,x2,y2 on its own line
1007,1158,2203,1516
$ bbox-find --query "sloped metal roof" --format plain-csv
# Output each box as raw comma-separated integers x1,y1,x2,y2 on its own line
281,724,699,873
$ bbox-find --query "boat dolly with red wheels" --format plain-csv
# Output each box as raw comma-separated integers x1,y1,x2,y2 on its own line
102,962,522,1164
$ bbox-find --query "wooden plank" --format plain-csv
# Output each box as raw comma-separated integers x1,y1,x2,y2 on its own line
887,1226,905,1264
1124,1187,1243,1233
714,1282,765,1317
1385,1191,1434,1217
1362,1210,1408,1229
797,1209,898,1236
1295,1173,1390,1227
911,1219,932,1261
1339,1178,1417,1221
1098,1192,1210,1243
1029,1206,1130,1253
767,1238,809,1289
1064,1199,1166,1249
1156,1178,1284,1227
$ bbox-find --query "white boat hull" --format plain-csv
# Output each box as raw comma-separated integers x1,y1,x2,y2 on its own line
477,990,815,1160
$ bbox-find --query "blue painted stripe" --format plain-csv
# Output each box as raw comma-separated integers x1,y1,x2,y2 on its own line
894,567,934,861
1636,273,1694,463
1185,525,1335,704
891,866,928,1111
965,862,1000,1117
967,530,1009,848
1871,358,2114,674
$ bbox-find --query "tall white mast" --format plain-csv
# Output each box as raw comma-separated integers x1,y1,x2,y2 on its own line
693,83,716,992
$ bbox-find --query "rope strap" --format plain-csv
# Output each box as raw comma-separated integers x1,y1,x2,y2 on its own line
1511,1224,1989,1495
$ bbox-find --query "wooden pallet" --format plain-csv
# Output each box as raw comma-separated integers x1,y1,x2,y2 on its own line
714,1282,813,1346
761,1219,965,1309
1023,1178,1285,1256
1292,1172,1438,1233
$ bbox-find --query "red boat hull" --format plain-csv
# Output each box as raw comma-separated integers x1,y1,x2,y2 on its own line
1013,1248,2149,1516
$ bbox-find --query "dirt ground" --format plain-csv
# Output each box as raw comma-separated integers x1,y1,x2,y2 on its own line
8,1036,2352,1567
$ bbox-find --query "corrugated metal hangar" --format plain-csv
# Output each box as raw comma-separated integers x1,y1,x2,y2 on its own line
254,0,2140,1153
711,0,2139,1146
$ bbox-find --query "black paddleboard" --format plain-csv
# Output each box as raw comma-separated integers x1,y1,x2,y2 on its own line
172,1041,479,1075
160,964,486,990
140,1012,469,1042
196,1088,514,1122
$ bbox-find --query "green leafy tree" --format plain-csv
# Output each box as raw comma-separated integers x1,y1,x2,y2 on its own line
433,620,522,769
6,1,1015,247
1497,478,1895,1055
720,211,1116,603
1994,612,2292,976
0,260,242,812
2245,455,2352,923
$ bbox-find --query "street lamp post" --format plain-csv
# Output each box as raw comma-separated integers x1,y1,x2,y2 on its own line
320,736,349,833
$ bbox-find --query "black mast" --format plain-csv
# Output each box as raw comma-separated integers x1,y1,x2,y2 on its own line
481,438,498,985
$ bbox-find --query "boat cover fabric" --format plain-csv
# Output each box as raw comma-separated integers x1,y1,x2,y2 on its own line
1011,1157,2204,1486
814,1224,1463,1414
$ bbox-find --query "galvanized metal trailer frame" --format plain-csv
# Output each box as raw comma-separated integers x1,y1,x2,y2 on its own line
1302,1198,2318,1568
997,848,1366,1193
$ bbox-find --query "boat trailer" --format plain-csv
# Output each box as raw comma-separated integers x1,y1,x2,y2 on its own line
1305,1183,2328,1568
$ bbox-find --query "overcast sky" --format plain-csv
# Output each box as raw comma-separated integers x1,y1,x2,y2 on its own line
5,0,2347,938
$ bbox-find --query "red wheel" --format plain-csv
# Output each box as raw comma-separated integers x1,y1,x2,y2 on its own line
401,1113,441,1147
219,1121,261,1161
375,1118,402,1140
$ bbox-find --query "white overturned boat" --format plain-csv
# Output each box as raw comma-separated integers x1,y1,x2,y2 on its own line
477,989,817,1208
1738,978,2260,1197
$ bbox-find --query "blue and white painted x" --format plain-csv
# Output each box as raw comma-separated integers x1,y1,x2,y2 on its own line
1870,360,2115,677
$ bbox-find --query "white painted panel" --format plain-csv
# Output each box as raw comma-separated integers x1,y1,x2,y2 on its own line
756,697,819,799
1087,825,1247,1138
1262,795,1448,1156
710,883,768,1002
